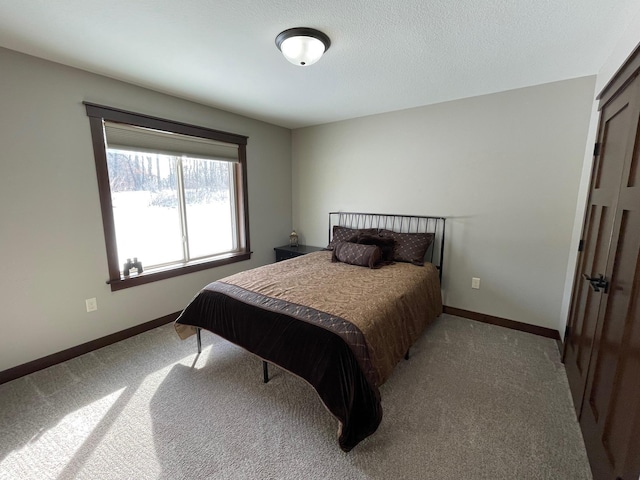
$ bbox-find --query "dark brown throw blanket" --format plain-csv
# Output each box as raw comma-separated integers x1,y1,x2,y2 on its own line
175,251,442,451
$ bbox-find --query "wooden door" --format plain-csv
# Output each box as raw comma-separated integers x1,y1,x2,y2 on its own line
563,80,634,414
579,73,640,480
564,68,640,480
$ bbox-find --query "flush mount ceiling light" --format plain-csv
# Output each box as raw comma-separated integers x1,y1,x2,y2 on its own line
275,27,331,66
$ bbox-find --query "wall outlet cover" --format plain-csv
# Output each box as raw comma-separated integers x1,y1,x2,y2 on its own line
85,298,98,312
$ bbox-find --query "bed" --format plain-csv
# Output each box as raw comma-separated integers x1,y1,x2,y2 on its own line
174,212,445,451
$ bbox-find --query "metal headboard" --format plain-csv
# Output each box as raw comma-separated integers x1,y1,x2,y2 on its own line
328,212,446,281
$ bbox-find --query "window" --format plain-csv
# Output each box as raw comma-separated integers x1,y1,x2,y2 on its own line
85,103,250,291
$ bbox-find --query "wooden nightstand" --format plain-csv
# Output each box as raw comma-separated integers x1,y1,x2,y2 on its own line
274,244,324,262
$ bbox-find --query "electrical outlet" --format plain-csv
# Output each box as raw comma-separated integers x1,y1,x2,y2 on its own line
85,297,98,312
471,277,480,289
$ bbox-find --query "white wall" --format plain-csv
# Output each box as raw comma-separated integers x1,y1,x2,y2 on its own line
0,48,292,372
559,9,640,338
292,77,595,332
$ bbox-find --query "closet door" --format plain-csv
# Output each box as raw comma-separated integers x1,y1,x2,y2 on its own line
579,73,640,480
564,62,640,480
563,80,633,415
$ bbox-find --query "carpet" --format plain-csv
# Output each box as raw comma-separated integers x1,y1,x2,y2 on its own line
0,314,592,479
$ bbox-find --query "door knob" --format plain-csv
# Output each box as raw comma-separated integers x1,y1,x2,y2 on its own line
582,273,609,293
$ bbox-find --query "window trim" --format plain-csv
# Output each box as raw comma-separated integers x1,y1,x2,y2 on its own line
84,102,251,291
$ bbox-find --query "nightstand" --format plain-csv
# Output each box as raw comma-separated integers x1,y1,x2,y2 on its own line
274,244,324,262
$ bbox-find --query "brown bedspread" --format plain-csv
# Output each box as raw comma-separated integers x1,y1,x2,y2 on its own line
175,251,442,450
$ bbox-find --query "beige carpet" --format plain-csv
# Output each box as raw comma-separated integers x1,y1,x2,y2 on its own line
0,314,592,479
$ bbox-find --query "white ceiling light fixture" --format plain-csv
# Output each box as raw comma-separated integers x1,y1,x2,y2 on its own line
275,27,331,66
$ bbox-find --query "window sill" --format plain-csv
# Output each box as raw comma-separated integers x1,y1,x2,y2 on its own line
107,251,251,291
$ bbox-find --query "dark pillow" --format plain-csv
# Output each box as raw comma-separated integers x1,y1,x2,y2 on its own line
327,226,378,250
331,241,382,269
356,234,396,263
378,230,434,266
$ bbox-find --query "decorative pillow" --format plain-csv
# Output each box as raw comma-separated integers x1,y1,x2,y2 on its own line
331,241,382,269
356,234,396,263
378,230,434,266
327,226,378,250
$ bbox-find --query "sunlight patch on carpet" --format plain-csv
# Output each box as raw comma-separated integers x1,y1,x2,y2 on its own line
0,388,125,479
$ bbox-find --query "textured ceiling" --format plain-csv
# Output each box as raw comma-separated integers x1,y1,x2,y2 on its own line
0,0,638,128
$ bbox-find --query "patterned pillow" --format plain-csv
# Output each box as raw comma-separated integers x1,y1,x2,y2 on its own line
356,234,396,263
327,226,378,250
331,241,382,269
378,230,434,266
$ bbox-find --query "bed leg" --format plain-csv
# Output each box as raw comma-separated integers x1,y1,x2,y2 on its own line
263,361,269,383
405,349,410,360
196,328,202,354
